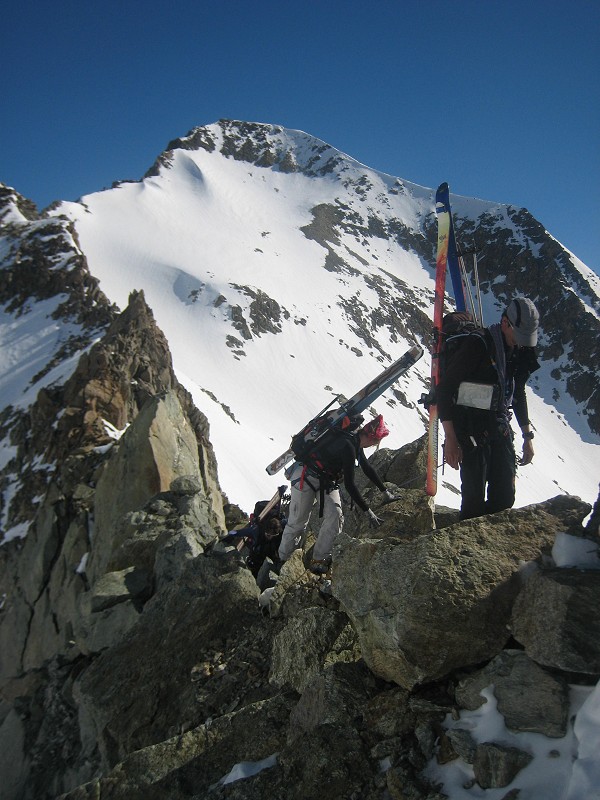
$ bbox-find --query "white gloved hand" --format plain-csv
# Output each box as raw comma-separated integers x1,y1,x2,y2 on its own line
367,508,383,528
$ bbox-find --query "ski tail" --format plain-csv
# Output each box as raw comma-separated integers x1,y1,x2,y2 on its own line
265,448,295,476
265,344,423,476
426,412,439,496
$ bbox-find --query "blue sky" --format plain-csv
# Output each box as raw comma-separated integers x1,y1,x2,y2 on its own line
2,0,598,274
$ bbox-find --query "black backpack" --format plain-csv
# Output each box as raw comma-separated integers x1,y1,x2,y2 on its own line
290,412,364,481
420,311,491,410
439,311,487,376
251,499,279,525
245,491,289,578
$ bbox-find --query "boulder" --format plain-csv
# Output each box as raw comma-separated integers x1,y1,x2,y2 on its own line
288,661,377,738
269,607,356,693
473,742,533,789
57,694,294,799
70,568,152,657
266,550,307,618
333,496,589,689
455,650,570,737
340,484,435,539
87,390,205,584
445,728,477,763
511,567,600,674
73,597,141,656
89,567,152,612
74,552,260,768
153,527,206,589
105,483,219,585
354,433,428,493
362,686,414,739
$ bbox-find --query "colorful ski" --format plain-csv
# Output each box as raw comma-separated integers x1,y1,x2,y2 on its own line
426,183,452,496
447,196,467,313
266,344,424,476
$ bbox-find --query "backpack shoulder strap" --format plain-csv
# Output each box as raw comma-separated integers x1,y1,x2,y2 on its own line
479,327,498,367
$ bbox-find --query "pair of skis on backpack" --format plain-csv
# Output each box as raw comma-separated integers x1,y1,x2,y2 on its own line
265,344,424,477
424,183,484,496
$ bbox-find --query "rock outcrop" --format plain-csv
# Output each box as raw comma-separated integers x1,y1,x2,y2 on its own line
1,398,598,799
511,566,600,673
333,494,586,688
0,284,232,798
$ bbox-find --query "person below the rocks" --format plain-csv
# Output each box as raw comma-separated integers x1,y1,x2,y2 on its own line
222,488,287,579
278,414,396,574
437,296,540,520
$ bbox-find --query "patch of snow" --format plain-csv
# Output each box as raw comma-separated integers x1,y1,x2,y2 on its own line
212,752,279,788
75,552,89,575
423,683,597,800
552,533,600,569
1,521,29,544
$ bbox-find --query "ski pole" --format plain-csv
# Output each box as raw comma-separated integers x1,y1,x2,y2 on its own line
473,252,484,325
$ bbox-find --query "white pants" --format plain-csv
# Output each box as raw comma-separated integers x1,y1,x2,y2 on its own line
278,464,343,562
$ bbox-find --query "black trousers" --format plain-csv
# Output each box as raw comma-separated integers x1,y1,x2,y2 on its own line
458,429,516,520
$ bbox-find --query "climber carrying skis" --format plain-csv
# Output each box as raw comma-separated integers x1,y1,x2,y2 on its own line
278,414,396,574
437,297,540,520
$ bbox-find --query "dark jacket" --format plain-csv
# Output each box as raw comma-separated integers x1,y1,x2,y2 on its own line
437,330,539,441
303,431,386,512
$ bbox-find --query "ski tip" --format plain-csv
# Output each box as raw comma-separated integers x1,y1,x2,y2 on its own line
436,182,449,194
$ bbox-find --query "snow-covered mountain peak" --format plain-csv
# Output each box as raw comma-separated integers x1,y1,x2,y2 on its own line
148,119,433,222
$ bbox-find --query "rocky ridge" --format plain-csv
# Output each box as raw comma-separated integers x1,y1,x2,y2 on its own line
0,186,116,538
0,189,229,796
0,283,598,797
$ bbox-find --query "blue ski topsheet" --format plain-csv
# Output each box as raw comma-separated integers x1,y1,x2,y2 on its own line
436,184,466,312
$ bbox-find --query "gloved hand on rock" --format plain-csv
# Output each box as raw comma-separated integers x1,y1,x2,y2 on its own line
367,508,383,528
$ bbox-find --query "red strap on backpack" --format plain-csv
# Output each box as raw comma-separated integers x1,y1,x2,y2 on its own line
299,464,307,490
